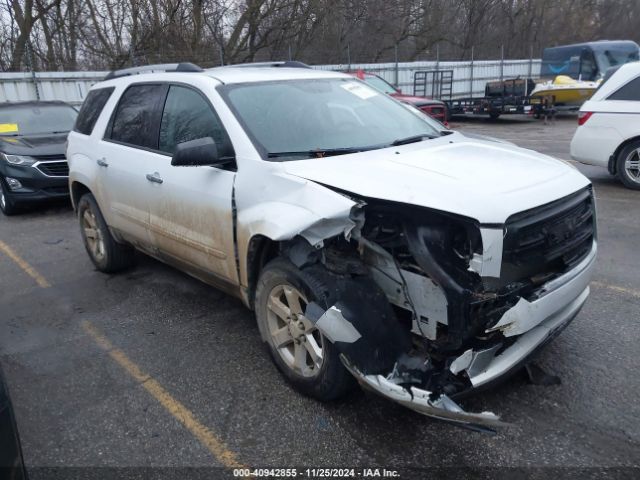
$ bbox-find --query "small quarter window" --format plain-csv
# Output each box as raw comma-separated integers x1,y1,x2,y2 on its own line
607,76,640,101
74,87,114,135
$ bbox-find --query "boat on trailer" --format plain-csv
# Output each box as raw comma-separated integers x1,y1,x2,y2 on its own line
529,75,599,108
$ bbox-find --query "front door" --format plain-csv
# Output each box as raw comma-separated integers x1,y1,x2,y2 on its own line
146,84,238,283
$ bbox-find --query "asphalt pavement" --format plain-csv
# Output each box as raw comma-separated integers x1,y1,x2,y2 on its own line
0,115,638,478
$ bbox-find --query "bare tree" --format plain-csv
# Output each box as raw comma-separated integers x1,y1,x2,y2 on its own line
6,0,61,70
2,0,640,71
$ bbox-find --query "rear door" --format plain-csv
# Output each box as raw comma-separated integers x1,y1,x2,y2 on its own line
146,84,238,283
97,83,168,246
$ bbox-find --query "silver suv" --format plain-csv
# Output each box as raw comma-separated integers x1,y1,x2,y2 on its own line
68,63,597,432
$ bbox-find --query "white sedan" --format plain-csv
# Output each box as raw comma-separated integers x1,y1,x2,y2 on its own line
571,61,640,189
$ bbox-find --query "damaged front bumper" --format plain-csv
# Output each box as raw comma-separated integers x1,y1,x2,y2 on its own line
341,357,508,433
454,242,595,390
311,243,596,433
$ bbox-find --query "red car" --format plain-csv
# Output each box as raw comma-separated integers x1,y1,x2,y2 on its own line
347,70,449,126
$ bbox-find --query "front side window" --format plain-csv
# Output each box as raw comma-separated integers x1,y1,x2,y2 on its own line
159,85,233,157
220,78,440,160
607,76,640,101
74,87,114,135
109,84,167,149
594,47,640,72
0,104,77,137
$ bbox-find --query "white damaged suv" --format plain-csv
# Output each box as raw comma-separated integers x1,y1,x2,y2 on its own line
67,62,597,432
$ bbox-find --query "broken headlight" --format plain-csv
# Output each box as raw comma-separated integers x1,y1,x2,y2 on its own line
404,209,482,278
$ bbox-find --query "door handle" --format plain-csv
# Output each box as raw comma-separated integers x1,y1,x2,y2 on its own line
146,172,163,184
96,158,109,167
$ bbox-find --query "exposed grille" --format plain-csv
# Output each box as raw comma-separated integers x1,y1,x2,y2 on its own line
32,154,66,161
501,187,595,284
36,160,69,177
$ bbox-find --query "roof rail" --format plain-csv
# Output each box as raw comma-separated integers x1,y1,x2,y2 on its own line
104,62,203,80
228,61,311,69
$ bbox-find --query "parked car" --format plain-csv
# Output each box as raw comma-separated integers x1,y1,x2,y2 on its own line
68,63,596,432
570,61,640,189
0,101,77,215
0,364,27,480
401,102,515,145
347,71,449,125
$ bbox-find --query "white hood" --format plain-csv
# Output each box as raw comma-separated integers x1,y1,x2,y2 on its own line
283,133,590,224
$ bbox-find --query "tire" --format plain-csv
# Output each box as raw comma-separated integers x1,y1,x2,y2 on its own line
255,258,354,401
616,140,640,190
77,193,135,272
0,179,18,216
489,111,501,120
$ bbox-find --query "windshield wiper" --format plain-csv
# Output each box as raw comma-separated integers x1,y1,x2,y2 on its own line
267,147,370,159
391,133,439,146
267,135,440,159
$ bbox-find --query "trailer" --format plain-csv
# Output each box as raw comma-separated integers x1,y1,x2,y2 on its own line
414,70,538,119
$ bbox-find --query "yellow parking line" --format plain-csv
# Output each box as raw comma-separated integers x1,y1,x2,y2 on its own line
591,281,640,299
81,320,246,469
7,232,635,469
0,239,51,288
0,237,245,469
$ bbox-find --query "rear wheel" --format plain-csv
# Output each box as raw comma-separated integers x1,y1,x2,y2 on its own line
78,193,135,272
0,180,17,216
616,141,640,190
255,258,354,401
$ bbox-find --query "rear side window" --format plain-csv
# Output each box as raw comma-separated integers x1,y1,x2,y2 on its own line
108,84,167,148
74,87,114,135
159,85,234,158
607,76,640,101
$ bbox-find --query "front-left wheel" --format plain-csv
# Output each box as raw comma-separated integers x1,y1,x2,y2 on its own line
0,179,18,216
78,193,135,272
255,258,355,401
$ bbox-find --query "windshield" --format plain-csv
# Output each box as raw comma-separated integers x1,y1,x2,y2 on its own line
220,78,439,160
0,104,77,136
594,47,639,72
363,75,398,94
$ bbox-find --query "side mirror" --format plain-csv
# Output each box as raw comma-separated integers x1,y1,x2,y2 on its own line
171,137,227,167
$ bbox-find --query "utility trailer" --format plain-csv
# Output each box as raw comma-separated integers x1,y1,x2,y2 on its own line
414,71,538,119
448,78,536,119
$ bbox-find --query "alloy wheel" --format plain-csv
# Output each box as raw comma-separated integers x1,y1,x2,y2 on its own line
624,148,640,184
82,209,105,262
266,284,324,378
